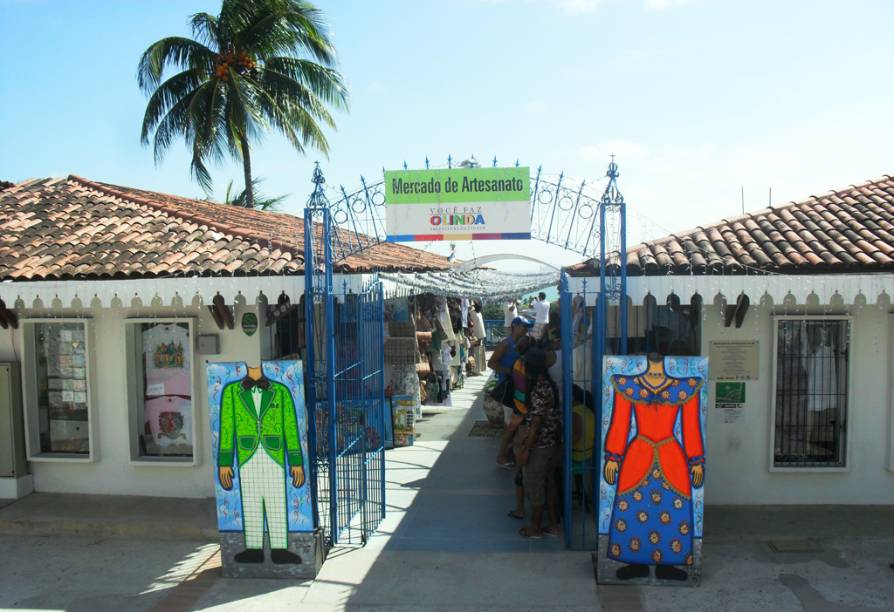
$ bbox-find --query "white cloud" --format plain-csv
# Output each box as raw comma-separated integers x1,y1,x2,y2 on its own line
578,139,649,161
549,0,603,13
471,0,699,13
644,0,695,11
571,107,894,248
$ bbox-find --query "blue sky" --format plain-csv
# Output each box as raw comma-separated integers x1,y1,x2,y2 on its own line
2,0,893,268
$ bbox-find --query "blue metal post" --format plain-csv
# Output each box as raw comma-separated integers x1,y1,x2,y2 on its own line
303,204,320,529
612,160,629,355
378,281,386,519
594,178,608,517
308,163,340,545
358,281,368,542
559,272,573,549
324,225,339,543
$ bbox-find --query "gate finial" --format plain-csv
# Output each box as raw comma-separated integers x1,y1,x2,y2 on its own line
307,162,330,210
607,154,619,180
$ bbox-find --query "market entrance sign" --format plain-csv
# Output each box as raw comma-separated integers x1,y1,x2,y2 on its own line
384,166,531,242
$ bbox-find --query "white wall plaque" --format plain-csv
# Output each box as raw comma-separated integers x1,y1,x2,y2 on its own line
709,340,759,380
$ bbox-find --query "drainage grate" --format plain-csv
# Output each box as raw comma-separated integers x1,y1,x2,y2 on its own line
768,539,823,553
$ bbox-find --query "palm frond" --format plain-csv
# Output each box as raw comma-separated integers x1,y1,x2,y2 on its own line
258,67,335,127
137,37,215,92
149,85,203,164
228,68,268,142
234,73,304,150
264,56,348,109
186,81,227,191
140,68,204,145
235,0,336,64
223,177,288,210
189,12,221,48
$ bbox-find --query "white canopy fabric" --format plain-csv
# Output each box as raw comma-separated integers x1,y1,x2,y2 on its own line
380,269,559,300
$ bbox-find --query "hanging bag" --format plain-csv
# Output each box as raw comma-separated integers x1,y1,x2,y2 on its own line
489,375,515,409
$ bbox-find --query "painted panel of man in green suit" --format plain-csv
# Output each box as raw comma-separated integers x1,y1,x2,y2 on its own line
218,368,304,564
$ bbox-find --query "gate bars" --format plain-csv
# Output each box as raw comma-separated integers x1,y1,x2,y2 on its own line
559,159,629,549
304,164,386,547
306,158,628,551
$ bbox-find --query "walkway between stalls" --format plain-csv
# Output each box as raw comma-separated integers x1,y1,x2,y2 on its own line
297,371,600,610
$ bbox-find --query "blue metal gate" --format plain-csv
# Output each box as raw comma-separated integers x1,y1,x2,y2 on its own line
559,160,628,550
303,165,386,547
304,157,628,551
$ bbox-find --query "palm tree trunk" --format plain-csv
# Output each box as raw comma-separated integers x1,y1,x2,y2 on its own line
240,134,254,208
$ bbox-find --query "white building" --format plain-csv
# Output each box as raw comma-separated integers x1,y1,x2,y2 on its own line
568,172,894,505
0,175,449,500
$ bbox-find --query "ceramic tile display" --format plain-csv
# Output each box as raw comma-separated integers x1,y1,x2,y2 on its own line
37,322,90,454
207,360,322,578
597,355,708,586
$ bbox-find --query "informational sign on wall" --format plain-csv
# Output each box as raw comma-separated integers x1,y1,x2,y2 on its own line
716,381,746,424
708,340,759,380
384,166,531,241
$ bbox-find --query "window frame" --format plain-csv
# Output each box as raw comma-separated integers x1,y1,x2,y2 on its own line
768,314,853,473
20,318,96,463
124,317,199,466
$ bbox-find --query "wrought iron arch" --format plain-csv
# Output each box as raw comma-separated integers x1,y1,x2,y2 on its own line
326,158,627,265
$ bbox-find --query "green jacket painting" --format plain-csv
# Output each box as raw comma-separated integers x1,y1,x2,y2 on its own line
217,380,303,469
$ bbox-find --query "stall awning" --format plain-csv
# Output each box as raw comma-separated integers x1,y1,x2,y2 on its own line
381,269,559,300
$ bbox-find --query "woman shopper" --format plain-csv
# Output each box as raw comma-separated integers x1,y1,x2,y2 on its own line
516,347,563,539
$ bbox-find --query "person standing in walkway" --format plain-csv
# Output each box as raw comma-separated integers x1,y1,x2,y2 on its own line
488,316,531,383
495,333,532,468
532,292,550,340
469,303,487,375
489,317,531,466
544,317,563,407
504,298,519,333
516,347,562,539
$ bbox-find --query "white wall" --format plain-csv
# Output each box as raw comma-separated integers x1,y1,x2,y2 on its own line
0,302,265,498
702,301,894,505
0,328,18,362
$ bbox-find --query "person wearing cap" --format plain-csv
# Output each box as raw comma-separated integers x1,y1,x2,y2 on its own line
489,317,532,467
488,316,532,383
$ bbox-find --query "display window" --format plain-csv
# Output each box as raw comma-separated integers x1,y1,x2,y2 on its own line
21,319,94,460
126,320,196,462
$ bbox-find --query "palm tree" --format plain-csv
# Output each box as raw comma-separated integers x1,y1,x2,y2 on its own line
222,177,287,210
138,0,348,208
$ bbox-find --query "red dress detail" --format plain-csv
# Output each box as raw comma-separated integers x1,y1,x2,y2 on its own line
605,388,704,497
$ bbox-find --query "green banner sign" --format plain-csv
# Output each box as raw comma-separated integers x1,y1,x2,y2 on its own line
385,167,530,204
716,381,746,404
384,166,532,242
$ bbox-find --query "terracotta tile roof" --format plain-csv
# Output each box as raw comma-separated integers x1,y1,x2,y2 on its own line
0,175,450,281
568,173,894,276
